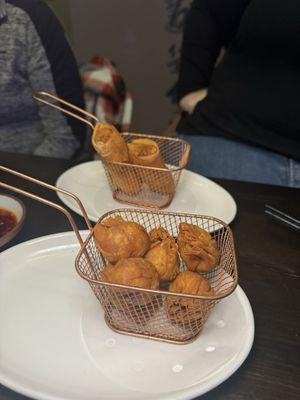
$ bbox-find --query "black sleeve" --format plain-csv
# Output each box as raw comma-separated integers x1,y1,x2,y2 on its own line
177,0,250,100
11,0,86,149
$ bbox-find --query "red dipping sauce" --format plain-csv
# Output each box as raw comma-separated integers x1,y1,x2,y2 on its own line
0,208,17,237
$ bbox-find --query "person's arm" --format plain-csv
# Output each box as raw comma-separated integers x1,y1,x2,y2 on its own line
24,0,86,158
179,88,208,114
177,0,250,108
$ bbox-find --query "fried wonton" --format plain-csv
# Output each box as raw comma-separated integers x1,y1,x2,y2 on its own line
145,227,179,281
166,271,214,326
93,216,150,263
148,227,172,242
101,257,160,324
177,222,219,272
101,257,159,290
169,271,213,297
127,138,175,194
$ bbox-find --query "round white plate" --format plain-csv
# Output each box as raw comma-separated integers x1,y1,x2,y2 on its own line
56,161,237,224
0,232,254,400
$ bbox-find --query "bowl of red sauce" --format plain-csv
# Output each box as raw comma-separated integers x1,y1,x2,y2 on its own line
0,194,26,247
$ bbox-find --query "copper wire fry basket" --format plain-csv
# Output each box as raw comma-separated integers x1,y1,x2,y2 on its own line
0,163,237,345
100,132,190,208
34,92,191,209
76,209,238,343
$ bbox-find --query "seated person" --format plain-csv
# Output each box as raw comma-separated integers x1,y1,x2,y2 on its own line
0,0,86,159
177,0,300,187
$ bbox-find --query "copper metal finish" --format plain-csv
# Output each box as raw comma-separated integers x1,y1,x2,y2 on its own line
0,170,236,344
76,208,238,344
34,91,191,209
34,91,98,130
0,165,92,245
102,133,191,208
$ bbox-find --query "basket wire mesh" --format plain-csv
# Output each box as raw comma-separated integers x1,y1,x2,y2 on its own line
0,165,237,344
1,90,237,343
33,91,191,209
76,208,238,344
101,132,190,208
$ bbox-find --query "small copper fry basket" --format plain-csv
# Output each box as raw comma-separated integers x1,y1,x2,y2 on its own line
0,166,237,345
33,92,191,209
101,133,190,208
76,209,238,344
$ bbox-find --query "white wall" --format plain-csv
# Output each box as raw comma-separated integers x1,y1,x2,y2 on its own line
47,1,227,135
65,0,191,133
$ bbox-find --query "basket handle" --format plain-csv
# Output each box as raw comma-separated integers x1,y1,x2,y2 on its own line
0,164,93,247
34,91,99,130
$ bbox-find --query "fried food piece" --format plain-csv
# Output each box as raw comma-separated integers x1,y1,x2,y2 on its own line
92,122,129,162
177,222,219,272
106,163,142,196
127,138,175,194
169,271,213,297
94,216,150,263
101,258,161,325
166,271,214,326
149,227,172,242
101,257,159,290
92,123,142,195
128,138,165,167
145,228,179,281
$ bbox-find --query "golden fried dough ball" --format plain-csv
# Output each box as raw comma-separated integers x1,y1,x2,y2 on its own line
145,227,179,281
101,258,161,325
177,222,219,272
166,271,214,326
149,227,172,242
101,257,159,290
94,216,150,263
169,270,213,296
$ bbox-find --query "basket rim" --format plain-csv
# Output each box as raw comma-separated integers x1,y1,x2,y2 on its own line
100,132,191,172
75,208,238,301
101,159,186,172
121,131,190,145
96,207,233,228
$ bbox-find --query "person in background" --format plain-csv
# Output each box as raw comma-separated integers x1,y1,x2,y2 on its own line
176,0,300,187
0,0,86,159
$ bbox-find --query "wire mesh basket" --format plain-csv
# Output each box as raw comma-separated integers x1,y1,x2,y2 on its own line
76,208,238,344
100,132,191,208
33,91,191,209
0,165,238,345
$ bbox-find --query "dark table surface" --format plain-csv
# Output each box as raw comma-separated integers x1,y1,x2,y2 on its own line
0,151,299,400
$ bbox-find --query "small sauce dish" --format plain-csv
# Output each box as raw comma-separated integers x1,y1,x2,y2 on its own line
0,194,26,247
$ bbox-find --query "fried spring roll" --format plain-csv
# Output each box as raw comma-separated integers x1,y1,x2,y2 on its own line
92,123,141,195
127,138,175,195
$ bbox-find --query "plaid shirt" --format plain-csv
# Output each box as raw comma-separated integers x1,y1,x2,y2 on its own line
80,56,132,132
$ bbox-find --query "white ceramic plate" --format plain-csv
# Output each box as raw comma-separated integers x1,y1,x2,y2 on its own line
0,194,26,247
56,161,237,224
0,232,254,400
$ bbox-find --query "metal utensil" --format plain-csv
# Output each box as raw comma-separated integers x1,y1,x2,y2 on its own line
265,204,300,232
